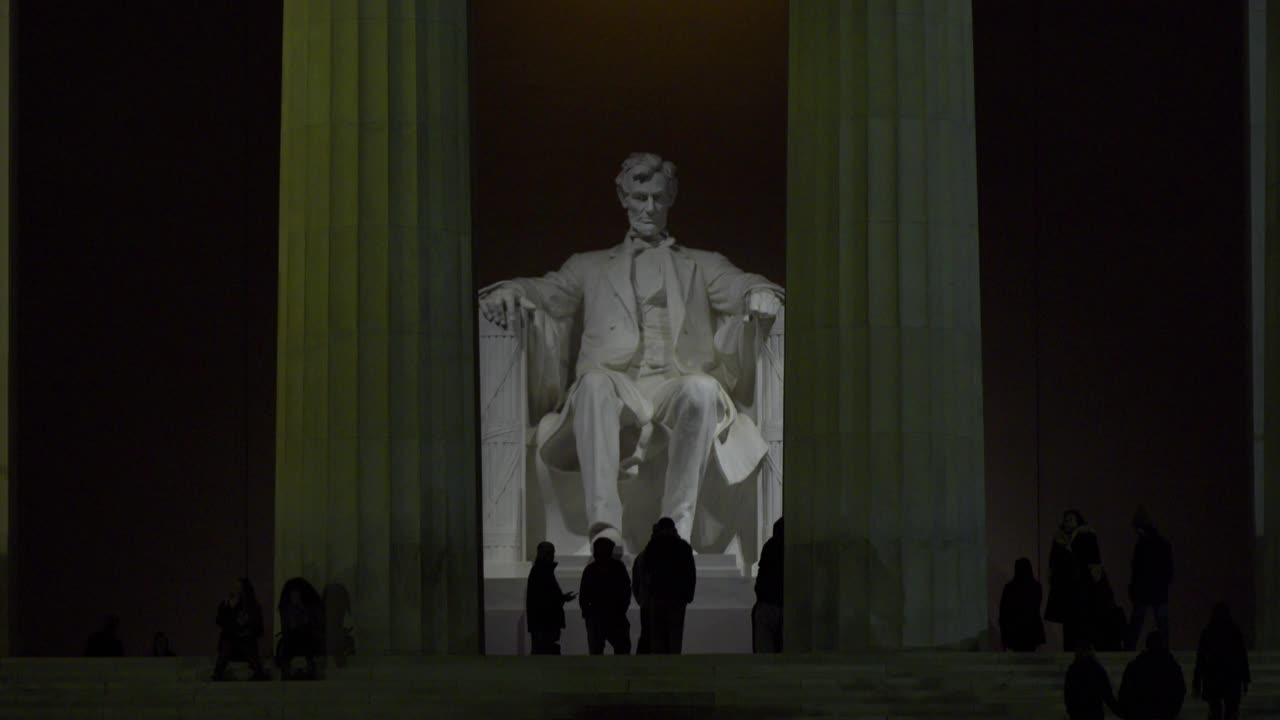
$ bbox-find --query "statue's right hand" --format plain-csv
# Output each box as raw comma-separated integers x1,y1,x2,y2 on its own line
479,285,535,329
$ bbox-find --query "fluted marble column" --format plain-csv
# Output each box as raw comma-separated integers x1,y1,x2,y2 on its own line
784,0,986,651
275,0,478,654
0,0,10,657
1258,0,1280,649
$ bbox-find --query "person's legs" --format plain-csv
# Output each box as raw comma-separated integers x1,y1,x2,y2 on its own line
242,641,268,679
530,631,557,655
753,602,782,653
652,375,721,541
1153,603,1170,647
1127,603,1149,651
636,606,651,654
650,602,670,653
1208,697,1225,720
586,619,606,655
608,616,632,655
213,637,232,680
667,605,688,655
1224,688,1242,720
573,372,626,542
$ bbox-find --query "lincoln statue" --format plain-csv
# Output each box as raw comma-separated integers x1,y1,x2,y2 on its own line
479,153,784,551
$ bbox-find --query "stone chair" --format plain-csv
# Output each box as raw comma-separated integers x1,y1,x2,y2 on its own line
479,308,783,574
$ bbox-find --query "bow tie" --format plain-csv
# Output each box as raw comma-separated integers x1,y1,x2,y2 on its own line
627,235,676,255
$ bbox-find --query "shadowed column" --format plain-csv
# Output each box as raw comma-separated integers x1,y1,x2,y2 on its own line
0,0,10,658
1260,0,1280,650
785,0,986,651
275,0,478,654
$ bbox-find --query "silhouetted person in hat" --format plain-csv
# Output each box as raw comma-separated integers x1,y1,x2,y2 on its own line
632,523,658,654
1000,557,1046,652
85,614,124,657
213,578,269,681
526,541,575,655
1119,632,1186,720
579,536,632,655
1064,641,1122,720
639,517,696,654
753,516,783,653
1194,602,1250,720
1126,505,1173,651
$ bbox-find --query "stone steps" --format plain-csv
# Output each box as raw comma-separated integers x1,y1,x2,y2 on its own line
3,653,1278,719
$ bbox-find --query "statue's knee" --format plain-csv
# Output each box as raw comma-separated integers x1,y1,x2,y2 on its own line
675,375,719,410
575,372,616,403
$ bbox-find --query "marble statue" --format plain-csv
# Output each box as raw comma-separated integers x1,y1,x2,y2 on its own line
479,153,784,553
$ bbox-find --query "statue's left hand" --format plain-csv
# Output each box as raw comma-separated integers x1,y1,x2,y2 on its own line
746,288,782,319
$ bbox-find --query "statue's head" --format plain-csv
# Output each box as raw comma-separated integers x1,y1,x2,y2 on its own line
615,152,678,240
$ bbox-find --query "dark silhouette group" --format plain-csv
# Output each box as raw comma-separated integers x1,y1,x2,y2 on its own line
995,505,1252,719
526,515,783,655
1001,507,1174,655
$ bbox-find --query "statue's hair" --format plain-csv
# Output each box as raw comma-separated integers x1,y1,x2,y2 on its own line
615,152,678,203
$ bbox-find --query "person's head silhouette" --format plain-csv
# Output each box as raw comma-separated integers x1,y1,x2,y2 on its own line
592,537,616,562
536,541,555,562
1145,631,1167,652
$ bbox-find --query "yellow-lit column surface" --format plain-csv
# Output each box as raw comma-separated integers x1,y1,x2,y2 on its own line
785,0,986,650
275,0,478,654
0,0,11,658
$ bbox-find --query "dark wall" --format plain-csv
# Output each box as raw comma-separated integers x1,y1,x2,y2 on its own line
470,0,788,286
13,1,280,655
975,1,1253,648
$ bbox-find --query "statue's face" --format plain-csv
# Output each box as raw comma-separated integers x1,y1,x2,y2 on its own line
622,173,673,239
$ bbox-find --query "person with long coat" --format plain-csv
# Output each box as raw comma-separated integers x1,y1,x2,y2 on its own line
640,517,696,654
999,557,1046,652
1045,509,1110,650
526,541,575,655
1194,602,1250,720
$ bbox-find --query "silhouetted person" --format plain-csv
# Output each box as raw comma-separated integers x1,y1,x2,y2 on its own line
526,541,575,655
213,578,269,681
640,516,696,654
85,614,124,657
1064,642,1122,720
276,577,325,680
1194,602,1250,720
1126,506,1173,651
753,516,783,653
999,557,1046,652
1046,509,1105,650
632,523,658,654
579,537,632,655
1119,632,1186,720
151,632,176,657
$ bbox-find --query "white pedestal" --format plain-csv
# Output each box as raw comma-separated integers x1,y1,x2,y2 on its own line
484,554,757,655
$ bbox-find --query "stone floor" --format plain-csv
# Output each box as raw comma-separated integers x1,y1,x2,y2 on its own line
3,652,1280,719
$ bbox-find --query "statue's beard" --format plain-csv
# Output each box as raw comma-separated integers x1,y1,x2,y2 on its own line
629,218,665,239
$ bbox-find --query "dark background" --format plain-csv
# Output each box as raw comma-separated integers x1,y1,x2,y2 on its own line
974,2,1252,647
12,2,280,655
470,0,788,285
11,0,1253,653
